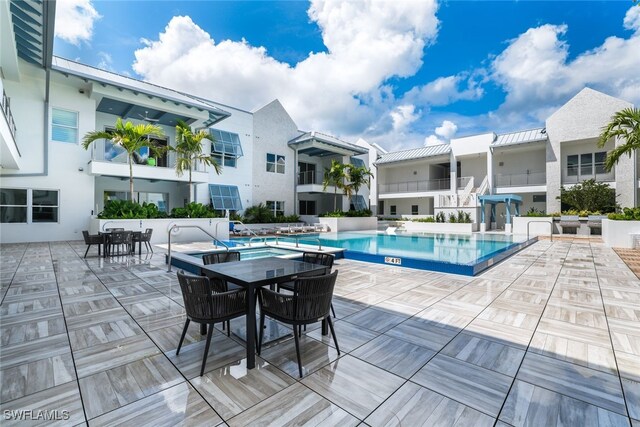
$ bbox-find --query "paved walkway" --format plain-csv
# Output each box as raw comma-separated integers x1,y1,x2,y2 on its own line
0,240,638,426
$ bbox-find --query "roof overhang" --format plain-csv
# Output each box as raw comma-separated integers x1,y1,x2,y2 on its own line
478,194,523,205
289,133,367,157
9,0,55,68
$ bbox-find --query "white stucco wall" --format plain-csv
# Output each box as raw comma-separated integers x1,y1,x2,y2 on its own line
252,100,299,215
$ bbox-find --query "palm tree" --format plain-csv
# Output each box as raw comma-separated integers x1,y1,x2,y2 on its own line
598,107,640,171
348,165,374,209
322,160,348,211
82,118,164,201
174,120,221,202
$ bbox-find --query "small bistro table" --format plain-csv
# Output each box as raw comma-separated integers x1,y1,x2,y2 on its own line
200,257,328,369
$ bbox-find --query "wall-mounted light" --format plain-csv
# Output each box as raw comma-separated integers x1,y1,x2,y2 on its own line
78,167,84,172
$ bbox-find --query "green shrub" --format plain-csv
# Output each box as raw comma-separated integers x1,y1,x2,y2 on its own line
170,202,218,218
243,203,274,223
448,213,457,223
275,214,302,223
608,207,640,221
412,217,435,222
523,207,547,217
558,179,617,213
320,209,372,218
435,212,446,223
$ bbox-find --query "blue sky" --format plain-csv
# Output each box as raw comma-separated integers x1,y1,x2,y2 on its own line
54,0,639,151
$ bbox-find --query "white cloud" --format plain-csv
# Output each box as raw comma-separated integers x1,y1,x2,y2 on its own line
97,52,113,71
390,105,420,131
424,120,457,146
490,5,640,126
54,0,100,46
132,1,439,135
404,73,484,106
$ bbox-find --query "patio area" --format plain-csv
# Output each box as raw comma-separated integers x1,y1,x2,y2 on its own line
0,240,638,426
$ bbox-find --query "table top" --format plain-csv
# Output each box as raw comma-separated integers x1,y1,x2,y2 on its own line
200,257,327,287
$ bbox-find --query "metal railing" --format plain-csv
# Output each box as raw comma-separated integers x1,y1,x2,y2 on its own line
91,138,207,172
232,220,265,245
1,89,17,140
297,170,322,185
495,172,546,187
562,171,614,184
379,177,451,194
457,176,472,189
274,235,323,251
167,224,229,272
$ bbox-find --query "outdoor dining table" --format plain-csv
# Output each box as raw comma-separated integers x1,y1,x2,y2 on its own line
98,230,142,257
200,257,329,369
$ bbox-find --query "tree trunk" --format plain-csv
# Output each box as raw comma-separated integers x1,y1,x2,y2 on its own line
129,155,135,202
334,186,337,211
189,167,193,203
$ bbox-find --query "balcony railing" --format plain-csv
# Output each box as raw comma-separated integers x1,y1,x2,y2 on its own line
563,170,614,184
297,170,323,185
380,177,452,194
90,139,206,172
1,89,17,139
495,172,546,187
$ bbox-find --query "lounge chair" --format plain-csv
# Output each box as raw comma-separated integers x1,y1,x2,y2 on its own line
302,224,316,233
558,215,580,234
289,223,304,233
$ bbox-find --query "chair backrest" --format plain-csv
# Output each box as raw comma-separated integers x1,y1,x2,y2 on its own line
142,228,153,240
202,251,241,265
560,215,579,222
110,231,131,244
302,252,334,270
177,270,215,322
82,230,90,243
293,270,338,321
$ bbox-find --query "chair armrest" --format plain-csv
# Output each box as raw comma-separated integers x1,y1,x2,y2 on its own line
259,287,294,318
210,288,247,318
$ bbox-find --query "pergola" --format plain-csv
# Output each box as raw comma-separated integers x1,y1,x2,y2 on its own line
479,194,522,229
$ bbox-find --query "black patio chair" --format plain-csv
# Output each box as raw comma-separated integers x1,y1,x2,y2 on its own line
82,231,104,258
132,228,154,254
106,231,132,256
277,252,336,318
201,251,242,333
176,270,248,376
258,270,340,378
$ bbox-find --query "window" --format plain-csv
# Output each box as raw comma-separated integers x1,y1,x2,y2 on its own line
378,201,384,215
0,189,27,223
567,155,579,176
210,129,243,168
595,152,607,174
350,156,366,168
580,153,593,176
299,200,316,215
1,189,59,223
411,205,419,215
390,205,397,215
533,194,546,203
104,191,169,212
209,185,242,211
266,201,285,217
32,190,59,222
350,195,367,211
267,153,285,174
51,108,78,143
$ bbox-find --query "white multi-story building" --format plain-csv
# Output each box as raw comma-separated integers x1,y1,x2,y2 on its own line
0,1,636,243
376,88,636,231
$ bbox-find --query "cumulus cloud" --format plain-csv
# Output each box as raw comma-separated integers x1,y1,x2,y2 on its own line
97,52,114,71
424,120,457,146
54,0,100,45
132,1,439,135
404,73,484,107
490,5,640,126
390,105,420,131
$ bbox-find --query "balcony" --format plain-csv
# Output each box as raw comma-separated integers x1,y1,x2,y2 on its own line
378,178,452,196
495,172,546,187
0,89,20,169
296,170,340,194
88,139,209,183
298,170,323,185
562,170,615,185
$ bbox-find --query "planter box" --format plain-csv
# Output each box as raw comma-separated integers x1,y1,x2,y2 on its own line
602,218,640,248
400,221,475,233
513,217,554,237
90,218,229,245
318,217,377,232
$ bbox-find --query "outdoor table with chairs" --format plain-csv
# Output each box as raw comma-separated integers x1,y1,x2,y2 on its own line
177,254,340,377
81,228,154,258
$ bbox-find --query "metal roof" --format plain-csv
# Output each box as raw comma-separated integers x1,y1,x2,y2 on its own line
51,57,231,126
288,131,368,156
376,144,451,165
492,128,547,148
9,0,56,68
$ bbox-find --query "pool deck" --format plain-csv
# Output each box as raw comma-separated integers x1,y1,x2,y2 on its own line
0,240,638,426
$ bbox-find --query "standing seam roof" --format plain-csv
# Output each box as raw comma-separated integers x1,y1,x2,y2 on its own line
375,144,451,164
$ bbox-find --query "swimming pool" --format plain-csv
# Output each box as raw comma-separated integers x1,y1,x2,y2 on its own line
232,231,534,275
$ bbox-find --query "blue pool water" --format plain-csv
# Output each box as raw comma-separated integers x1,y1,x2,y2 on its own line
192,247,301,261
232,231,533,275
